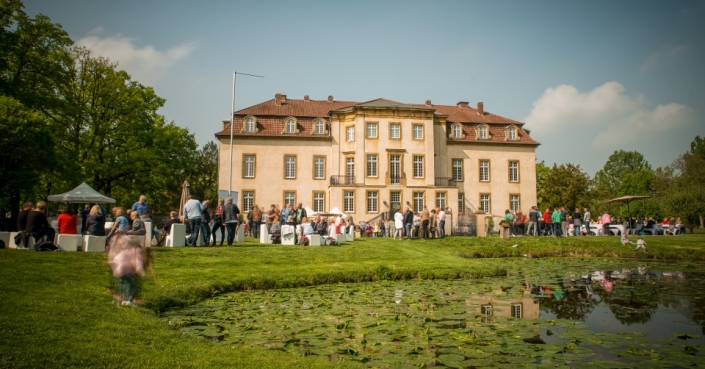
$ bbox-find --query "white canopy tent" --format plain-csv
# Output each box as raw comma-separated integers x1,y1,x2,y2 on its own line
47,182,116,203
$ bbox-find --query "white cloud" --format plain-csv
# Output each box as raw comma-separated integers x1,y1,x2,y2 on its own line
77,28,196,84
640,44,688,71
526,82,703,173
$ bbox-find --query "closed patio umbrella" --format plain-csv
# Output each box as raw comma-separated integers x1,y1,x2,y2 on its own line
178,180,190,221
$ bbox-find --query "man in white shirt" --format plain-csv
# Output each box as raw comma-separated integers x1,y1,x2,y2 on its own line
183,195,207,246
437,208,446,238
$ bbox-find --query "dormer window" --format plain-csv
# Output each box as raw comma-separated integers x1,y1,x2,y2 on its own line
241,115,258,133
282,117,299,134
314,119,325,134
478,124,489,139
245,117,255,132
507,125,518,140
452,124,462,138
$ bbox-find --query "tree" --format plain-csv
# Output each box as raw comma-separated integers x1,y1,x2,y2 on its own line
0,96,54,230
189,141,219,205
537,163,590,211
535,160,551,207
594,150,652,198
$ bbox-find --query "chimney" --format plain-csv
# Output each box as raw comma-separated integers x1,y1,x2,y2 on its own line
457,101,469,108
425,100,432,107
328,95,334,102
304,95,310,101
274,93,287,106
477,102,484,115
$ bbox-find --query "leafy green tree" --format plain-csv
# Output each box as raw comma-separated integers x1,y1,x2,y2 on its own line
189,141,219,206
0,96,54,230
594,150,652,198
538,163,590,212
535,160,551,208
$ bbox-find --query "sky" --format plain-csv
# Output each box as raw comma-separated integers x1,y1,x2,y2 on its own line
24,0,705,175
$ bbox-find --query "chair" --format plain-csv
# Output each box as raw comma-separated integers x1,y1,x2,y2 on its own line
0,232,9,248
56,234,79,251
165,224,186,247
83,235,106,252
8,232,34,249
259,224,271,244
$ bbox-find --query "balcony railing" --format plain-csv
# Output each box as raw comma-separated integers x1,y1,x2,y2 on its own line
330,175,355,186
385,171,406,186
434,177,457,187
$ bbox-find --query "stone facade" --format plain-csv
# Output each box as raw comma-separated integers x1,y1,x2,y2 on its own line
215,94,539,231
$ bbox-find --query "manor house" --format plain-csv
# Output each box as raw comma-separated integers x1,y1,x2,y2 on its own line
215,93,539,230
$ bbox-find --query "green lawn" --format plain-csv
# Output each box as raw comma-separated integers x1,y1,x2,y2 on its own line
1,233,704,368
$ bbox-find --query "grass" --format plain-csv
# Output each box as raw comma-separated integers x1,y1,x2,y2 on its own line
1,233,704,368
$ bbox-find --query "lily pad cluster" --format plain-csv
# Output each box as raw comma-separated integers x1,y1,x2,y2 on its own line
163,259,705,367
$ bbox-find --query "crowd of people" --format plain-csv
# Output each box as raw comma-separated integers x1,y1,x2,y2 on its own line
498,206,685,237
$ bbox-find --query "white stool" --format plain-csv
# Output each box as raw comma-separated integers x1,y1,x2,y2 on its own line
56,234,79,251
144,221,152,247
259,224,269,244
281,225,295,245
8,232,34,249
336,234,347,244
346,226,354,242
235,225,245,243
165,224,186,247
83,235,106,252
309,234,322,246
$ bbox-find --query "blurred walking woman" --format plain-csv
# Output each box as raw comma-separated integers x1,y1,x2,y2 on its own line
85,205,106,236
57,205,78,234
223,197,241,246
211,198,225,246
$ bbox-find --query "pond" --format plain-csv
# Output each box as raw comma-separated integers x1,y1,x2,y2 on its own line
162,259,705,367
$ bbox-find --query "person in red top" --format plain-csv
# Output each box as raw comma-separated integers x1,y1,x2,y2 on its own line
542,208,551,236
57,205,78,234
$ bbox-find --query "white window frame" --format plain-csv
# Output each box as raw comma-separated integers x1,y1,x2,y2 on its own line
285,156,296,179
313,192,325,212
413,155,424,178
285,118,296,133
479,125,488,139
510,194,520,211
284,192,296,206
480,194,491,214
413,192,424,212
413,124,423,140
346,126,355,142
458,193,464,214
244,155,255,178
435,192,446,210
390,123,401,139
509,161,519,183
314,157,325,179
243,191,254,211
366,123,378,139
367,191,378,213
453,124,462,138
452,159,463,181
344,191,355,212
314,119,325,134
245,117,255,132
366,154,378,177
479,160,490,182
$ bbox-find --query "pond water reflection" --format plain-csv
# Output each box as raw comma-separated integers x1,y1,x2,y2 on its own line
163,259,705,367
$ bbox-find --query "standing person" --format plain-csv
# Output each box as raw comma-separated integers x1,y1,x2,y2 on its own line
57,205,78,235
201,201,211,246
601,212,612,236
223,197,240,246
80,204,90,234
266,204,278,232
429,209,438,238
403,207,414,240
85,205,106,236
573,208,582,236
542,208,551,236
295,203,307,225
560,207,567,238
25,201,56,245
394,209,404,239
583,208,591,236
528,206,539,236
109,234,145,306
420,206,430,240
211,199,225,246
437,207,446,238
551,207,562,238
251,205,262,239
131,195,149,216
515,209,525,236
183,194,205,246
280,204,291,226
378,219,386,238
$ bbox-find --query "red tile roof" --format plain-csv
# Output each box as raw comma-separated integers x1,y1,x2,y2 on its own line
215,95,539,145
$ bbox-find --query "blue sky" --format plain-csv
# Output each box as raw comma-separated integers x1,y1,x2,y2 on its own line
25,0,704,175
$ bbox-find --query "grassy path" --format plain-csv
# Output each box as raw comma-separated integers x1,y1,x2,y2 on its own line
1,234,703,368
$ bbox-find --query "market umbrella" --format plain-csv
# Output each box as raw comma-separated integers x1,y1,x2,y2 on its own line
601,195,651,227
178,180,190,220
